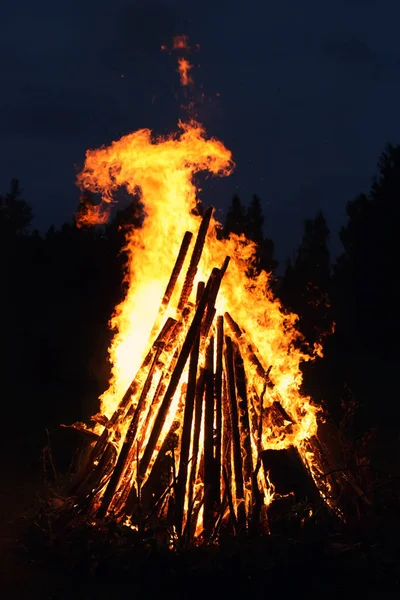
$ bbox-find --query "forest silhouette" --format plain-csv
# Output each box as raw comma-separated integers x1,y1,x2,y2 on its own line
2,143,400,476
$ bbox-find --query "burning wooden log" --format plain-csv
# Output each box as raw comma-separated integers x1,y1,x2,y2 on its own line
233,343,253,509
225,311,272,384
174,282,203,536
185,368,205,542
68,317,177,498
214,315,224,505
261,446,321,532
63,204,350,543
98,345,168,516
139,267,220,481
177,206,213,311
148,230,193,341
203,335,215,538
224,335,246,530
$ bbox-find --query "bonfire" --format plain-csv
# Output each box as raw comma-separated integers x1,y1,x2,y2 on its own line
59,37,365,545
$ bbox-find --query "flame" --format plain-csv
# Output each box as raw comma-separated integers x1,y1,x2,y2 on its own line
177,58,193,86
77,120,232,407
76,107,328,533
76,196,109,228
173,35,190,50
77,119,321,470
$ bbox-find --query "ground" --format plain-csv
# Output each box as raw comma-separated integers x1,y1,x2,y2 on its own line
1,432,399,599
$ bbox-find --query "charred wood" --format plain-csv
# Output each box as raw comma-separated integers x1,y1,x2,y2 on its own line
177,206,213,311
148,231,193,342
234,343,253,488
203,336,215,538
224,335,246,529
139,269,219,481
214,315,224,504
185,368,205,542
97,339,166,518
174,283,203,535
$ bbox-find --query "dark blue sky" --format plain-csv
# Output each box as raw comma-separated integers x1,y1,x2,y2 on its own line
2,0,400,262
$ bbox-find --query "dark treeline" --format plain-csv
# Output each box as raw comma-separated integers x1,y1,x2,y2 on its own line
2,144,400,469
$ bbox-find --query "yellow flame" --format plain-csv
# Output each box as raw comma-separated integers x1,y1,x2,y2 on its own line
77,118,322,518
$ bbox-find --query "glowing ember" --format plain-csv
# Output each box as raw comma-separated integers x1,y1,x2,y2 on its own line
173,34,190,50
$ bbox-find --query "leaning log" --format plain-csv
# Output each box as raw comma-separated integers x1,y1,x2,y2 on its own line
148,231,193,341
185,368,206,543
177,207,213,311
203,336,215,538
224,335,246,529
68,318,177,497
233,343,253,494
97,334,169,517
214,315,224,504
224,311,272,383
262,446,321,532
139,268,220,481
174,282,204,535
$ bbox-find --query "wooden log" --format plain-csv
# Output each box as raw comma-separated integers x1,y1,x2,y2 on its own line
177,206,213,310
161,231,193,309
200,307,216,339
225,312,298,430
233,343,253,492
249,381,268,534
148,231,193,341
261,447,321,532
137,370,167,450
203,336,215,538
224,311,272,383
114,442,141,522
264,400,295,431
174,282,204,535
136,323,184,455
214,315,224,504
262,446,321,499
221,371,232,491
185,368,205,543
97,335,168,517
95,322,180,515
200,256,230,340
69,317,178,498
139,268,220,481
113,316,178,422
222,465,238,534
224,335,246,530
76,441,117,506
135,418,181,526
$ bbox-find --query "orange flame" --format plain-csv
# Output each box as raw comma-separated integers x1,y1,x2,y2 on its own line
173,35,190,50
177,57,193,86
73,34,337,532
77,120,320,462
76,196,109,228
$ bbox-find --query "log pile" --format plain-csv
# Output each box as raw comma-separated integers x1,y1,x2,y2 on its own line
63,207,365,544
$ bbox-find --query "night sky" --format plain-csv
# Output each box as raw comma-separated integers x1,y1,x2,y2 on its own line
2,0,400,262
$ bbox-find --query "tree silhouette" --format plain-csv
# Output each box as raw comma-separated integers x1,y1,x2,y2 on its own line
223,194,246,237
245,195,264,244
0,179,33,237
335,143,400,355
222,194,277,274
280,210,332,346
